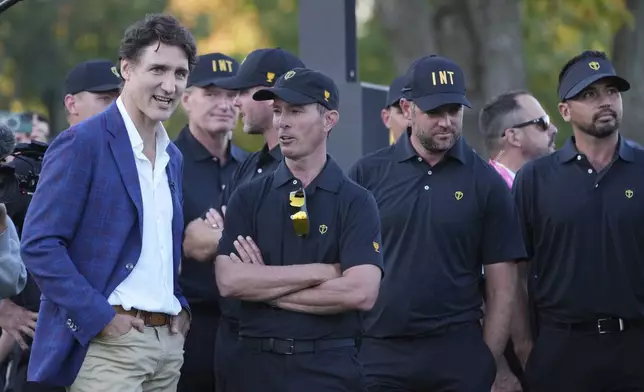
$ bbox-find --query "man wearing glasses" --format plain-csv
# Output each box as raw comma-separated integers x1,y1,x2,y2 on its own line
349,55,526,392
477,90,557,391
214,68,383,391
514,50,644,391
480,91,558,188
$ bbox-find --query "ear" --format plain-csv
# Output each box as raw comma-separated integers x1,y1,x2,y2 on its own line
181,89,192,114
558,101,571,122
399,98,413,120
381,108,390,128
120,58,133,82
323,110,340,133
64,94,77,116
505,128,522,148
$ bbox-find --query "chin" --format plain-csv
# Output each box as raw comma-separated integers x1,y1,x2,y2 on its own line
146,106,176,123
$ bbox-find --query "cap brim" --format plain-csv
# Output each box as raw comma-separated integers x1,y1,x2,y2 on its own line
215,75,263,91
253,87,317,106
84,83,121,93
563,74,630,100
414,93,471,112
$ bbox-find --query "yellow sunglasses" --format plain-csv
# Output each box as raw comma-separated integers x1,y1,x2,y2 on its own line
289,188,309,237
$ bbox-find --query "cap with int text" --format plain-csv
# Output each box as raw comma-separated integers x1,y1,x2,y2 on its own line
401,55,471,112
215,48,305,91
252,68,339,110
188,52,239,88
64,59,122,95
557,54,630,101
386,75,407,108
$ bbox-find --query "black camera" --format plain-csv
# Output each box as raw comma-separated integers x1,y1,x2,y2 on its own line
0,141,48,233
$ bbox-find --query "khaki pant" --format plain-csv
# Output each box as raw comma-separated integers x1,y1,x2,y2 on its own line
67,325,185,392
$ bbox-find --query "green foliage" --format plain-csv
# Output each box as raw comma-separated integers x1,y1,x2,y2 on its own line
522,0,631,145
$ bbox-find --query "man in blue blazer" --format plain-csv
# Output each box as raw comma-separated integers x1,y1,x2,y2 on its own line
20,14,197,391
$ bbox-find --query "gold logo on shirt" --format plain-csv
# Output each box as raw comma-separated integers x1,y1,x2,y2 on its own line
625,189,634,199
454,191,464,200
319,224,328,234
373,241,380,253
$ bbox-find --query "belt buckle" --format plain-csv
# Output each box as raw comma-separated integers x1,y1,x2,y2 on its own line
283,338,295,355
597,318,624,334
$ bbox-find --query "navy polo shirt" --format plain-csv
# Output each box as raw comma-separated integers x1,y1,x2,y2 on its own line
219,143,283,321
349,131,526,338
218,157,384,339
174,126,249,304
221,144,283,207
513,136,644,323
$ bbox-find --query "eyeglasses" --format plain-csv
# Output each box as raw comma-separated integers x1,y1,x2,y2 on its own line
512,115,550,131
289,188,309,237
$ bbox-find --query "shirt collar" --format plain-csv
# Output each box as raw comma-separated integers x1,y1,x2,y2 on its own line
393,128,469,164
176,125,246,163
558,135,634,164
272,155,343,193
258,144,283,167
116,96,170,153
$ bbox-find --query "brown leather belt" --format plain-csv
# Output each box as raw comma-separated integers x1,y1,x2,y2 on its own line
113,305,171,327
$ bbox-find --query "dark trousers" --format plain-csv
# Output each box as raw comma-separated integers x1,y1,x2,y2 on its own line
223,339,365,392
525,323,644,392
177,304,220,392
214,318,240,392
359,323,496,392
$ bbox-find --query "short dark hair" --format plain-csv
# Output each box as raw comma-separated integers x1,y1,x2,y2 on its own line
119,14,198,72
558,50,608,86
478,90,530,154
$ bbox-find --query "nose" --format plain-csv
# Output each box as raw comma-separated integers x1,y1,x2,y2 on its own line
161,74,176,95
436,112,452,128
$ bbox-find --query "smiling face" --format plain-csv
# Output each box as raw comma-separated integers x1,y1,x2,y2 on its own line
182,85,238,136
120,42,190,124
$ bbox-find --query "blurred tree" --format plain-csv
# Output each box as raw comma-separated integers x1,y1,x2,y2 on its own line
613,0,644,145
0,0,170,136
374,0,632,155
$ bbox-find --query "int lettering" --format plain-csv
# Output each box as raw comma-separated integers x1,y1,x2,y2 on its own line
212,59,234,73
431,70,455,86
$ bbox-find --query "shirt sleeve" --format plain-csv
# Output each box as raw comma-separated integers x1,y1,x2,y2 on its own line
217,186,253,258
0,216,27,299
511,164,534,260
480,172,528,265
339,189,384,275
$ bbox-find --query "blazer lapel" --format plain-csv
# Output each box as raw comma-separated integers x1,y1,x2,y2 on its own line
105,103,144,232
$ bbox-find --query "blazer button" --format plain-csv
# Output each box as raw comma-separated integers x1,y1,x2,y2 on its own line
66,319,72,326
71,325,78,332
126,263,134,271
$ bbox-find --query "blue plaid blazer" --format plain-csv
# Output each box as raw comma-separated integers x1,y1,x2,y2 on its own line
20,103,188,386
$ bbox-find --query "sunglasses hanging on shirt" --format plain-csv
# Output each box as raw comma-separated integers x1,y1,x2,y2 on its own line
289,188,310,237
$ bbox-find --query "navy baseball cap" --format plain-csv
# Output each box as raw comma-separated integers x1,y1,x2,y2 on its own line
64,60,121,95
252,68,339,110
386,75,406,107
558,54,630,101
187,52,239,88
401,55,471,112
216,48,305,91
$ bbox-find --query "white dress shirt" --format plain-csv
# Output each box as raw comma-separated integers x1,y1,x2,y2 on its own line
107,97,181,315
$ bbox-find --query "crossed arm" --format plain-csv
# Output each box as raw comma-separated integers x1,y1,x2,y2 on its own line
214,236,381,314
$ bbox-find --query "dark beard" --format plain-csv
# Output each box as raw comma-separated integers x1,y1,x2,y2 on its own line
575,113,620,139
